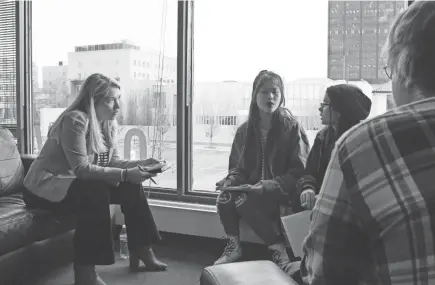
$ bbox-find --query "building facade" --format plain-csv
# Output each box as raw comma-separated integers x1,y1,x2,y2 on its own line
328,1,406,84
67,40,176,85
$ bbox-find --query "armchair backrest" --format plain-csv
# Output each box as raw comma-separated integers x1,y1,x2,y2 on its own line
0,128,25,197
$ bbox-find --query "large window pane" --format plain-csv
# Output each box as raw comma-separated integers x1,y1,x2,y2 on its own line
32,0,177,189
191,0,406,192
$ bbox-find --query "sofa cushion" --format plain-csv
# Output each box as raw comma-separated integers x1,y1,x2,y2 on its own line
0,128,25,197
0,194,75,256
200,260,299,285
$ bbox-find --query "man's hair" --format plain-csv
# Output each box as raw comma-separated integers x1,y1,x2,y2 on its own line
384,1,435,96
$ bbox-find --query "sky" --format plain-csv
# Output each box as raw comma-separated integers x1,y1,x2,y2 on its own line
32,0,328,83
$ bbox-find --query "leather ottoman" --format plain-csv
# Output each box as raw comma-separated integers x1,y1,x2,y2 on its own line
200,260,299,285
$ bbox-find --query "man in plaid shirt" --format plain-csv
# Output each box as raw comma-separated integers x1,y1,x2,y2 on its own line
301,1,435,284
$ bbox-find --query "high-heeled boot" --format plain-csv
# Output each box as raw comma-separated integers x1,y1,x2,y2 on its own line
129,246,167,272
74,264,107,285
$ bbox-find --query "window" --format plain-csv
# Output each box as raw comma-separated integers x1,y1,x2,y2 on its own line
32,0,179,194
6,0,409,203
152,90,167,108
191,1,329,192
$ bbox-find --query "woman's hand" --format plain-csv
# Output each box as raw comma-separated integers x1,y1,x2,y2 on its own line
249,182,264,194
300,189,316,210
218,182,264,194
126,166,156,184
215,178,232,191
140,158,162,166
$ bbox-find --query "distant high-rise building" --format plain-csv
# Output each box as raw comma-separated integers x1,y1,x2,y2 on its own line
327,1,406,84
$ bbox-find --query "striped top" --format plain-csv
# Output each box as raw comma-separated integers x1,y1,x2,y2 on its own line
97,151,110,166
259,128,268,180
97,137,110,167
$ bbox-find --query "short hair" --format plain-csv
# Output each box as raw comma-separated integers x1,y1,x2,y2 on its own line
384,1,435,95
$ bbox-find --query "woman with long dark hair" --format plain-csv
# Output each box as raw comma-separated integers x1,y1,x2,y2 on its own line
214,70,310,273
297,84,372,210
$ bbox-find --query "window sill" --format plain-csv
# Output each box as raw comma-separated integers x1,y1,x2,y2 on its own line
111,199,263,244
147,189,218,205
149,198,217,213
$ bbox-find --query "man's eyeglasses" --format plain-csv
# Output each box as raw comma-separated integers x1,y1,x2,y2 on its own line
383,66,392,80
320,102,330,108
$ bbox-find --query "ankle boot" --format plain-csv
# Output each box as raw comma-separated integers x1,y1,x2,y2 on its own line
268,243,291,270
74,264,107,285
214,236,242,265
129,246,167,272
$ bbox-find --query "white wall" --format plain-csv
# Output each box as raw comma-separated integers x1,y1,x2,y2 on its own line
370,93,388,118
111,201,264,245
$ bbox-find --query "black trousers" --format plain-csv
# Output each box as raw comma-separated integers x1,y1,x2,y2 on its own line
216,191,282,245
23,180,161,265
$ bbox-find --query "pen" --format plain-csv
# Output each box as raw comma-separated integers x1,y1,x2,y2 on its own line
137,165,157,185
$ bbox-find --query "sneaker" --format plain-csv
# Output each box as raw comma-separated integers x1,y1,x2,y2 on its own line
214,238,242,265
269,246,290,269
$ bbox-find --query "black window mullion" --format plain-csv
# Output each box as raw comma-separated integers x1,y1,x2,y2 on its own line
16,0,33,154
176,0,191,195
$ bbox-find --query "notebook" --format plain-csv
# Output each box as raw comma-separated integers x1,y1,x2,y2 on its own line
281,210,311,258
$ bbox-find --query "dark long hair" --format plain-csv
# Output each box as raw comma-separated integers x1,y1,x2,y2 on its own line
326,84,363,138
241,70,293,169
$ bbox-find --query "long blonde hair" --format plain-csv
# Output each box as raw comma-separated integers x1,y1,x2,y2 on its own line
48,73,121,154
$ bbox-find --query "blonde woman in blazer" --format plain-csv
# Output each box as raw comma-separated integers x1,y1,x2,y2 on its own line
23,73,166,285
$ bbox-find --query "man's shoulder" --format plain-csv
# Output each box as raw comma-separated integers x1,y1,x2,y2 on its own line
337,98,435,155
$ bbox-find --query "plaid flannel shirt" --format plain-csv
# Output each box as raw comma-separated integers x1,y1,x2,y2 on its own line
302,97,435,285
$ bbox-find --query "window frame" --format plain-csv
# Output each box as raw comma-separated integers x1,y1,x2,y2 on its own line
16,0,33,154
